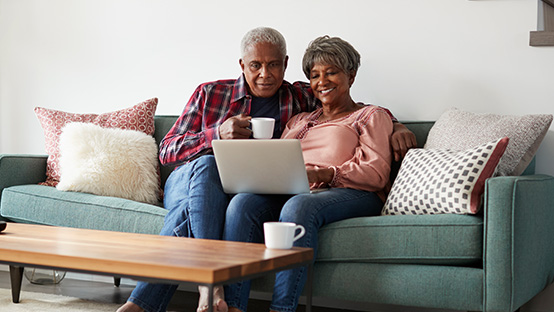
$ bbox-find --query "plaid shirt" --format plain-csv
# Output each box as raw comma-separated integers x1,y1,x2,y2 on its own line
159,75,320,167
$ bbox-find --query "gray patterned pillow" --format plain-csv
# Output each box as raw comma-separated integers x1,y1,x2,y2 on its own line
382,137,509,215
424,108,552,176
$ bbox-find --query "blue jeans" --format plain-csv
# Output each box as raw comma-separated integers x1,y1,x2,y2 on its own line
128,155,230,312
222,188,383,312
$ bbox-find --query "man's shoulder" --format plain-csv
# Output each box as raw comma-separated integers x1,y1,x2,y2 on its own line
283,80,311,90
281,80,313,99
196,78,238,90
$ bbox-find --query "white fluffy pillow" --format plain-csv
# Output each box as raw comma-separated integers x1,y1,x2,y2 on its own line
57,123,160,204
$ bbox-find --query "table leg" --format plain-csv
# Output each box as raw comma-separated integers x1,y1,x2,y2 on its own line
9,265,24,303
305,263,313,312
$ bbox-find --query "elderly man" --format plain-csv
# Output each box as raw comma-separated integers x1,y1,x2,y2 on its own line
118,27,416,312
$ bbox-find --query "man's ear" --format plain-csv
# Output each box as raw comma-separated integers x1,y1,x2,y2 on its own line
239,58,245,71
284,55,289,70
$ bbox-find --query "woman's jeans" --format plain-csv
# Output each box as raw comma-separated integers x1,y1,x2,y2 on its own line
223,188,383,312
128,155,230,312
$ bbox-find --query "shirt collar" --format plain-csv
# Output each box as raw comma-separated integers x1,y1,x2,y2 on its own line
231,74,249,103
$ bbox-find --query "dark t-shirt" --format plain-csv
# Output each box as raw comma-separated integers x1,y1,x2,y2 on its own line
250,93,282,138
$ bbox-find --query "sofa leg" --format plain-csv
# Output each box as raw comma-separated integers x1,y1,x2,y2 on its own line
114,277,121,287
9,266,24,303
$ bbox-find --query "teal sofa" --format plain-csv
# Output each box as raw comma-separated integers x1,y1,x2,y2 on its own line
1,115,554,312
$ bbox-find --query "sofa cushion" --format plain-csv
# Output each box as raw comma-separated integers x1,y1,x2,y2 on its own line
316,214,483,266
0,185,166,234
34,98,158,187
425,108,553,176
57,123,160,205
382,137,509,215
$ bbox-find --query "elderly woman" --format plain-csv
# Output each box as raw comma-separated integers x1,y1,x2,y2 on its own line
221,35,393,312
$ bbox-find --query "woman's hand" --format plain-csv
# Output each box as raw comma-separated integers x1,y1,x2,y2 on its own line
306,166,334,185
391,123,417,162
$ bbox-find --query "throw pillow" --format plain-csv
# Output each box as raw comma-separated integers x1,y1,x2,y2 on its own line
382,137,509,216
34,98,158,186
424,108,552,176
57,123,160,205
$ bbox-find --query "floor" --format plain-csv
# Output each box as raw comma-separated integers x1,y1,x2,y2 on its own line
0,270,360,312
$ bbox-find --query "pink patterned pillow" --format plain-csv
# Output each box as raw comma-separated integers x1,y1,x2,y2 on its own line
35,98,158,186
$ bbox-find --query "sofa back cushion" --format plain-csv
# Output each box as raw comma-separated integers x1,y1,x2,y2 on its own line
154,116,179,190
401,121,436,149
152,118,441,188
152,118,535,190
389,121,434,183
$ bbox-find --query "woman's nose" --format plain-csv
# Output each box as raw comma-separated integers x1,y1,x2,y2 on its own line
316,76,327,86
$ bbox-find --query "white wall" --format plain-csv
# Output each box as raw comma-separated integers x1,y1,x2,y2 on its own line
1,0,553,175
0,1,553,309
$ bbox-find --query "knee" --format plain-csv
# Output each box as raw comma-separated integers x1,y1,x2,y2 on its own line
226,194,260,217
194,154,216,167
165,155,218,186
192,155,219,177
280,195,313,224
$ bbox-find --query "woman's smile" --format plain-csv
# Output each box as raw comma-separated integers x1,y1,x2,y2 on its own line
319,87,336,95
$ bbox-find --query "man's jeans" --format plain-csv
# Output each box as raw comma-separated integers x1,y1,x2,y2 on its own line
128,155,230,312
222,188,383,312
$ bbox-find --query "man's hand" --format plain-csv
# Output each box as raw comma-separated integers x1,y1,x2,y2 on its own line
219,114,252,139
391,123,417,162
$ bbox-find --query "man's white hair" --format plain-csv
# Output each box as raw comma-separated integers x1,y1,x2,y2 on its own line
240,27,287,59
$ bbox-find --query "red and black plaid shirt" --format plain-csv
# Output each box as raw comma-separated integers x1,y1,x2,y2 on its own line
159,75,320,167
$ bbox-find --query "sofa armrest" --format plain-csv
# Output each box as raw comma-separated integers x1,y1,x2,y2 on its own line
0,154,47,200
483,174,554,311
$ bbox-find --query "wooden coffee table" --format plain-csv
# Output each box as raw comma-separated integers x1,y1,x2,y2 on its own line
0,223,314,312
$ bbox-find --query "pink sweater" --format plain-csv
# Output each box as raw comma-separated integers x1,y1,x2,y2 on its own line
281,105,393,201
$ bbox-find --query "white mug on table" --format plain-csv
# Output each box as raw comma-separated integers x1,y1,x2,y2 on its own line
264,222,306,249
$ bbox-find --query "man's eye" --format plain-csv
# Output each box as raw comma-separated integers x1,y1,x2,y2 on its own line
250,64,260,69
310,75,319,80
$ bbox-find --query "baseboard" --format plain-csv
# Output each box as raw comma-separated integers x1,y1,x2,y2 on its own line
2,265,552,312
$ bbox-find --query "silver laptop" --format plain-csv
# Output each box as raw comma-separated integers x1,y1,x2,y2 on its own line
212,139,311,194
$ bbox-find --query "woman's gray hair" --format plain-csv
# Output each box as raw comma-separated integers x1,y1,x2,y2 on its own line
302,36,361,79
240,27,287,59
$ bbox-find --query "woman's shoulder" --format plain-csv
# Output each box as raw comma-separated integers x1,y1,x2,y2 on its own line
292,108,321,122
354,104,391,121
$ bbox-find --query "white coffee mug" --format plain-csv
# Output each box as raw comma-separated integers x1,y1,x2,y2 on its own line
264,222,306,249
250,117,275,139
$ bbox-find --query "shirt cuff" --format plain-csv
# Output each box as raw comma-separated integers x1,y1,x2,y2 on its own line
213,126,221,140
204,126,220,145
329,166,341,187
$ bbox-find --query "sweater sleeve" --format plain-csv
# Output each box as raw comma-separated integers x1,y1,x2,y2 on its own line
331,108,393,192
